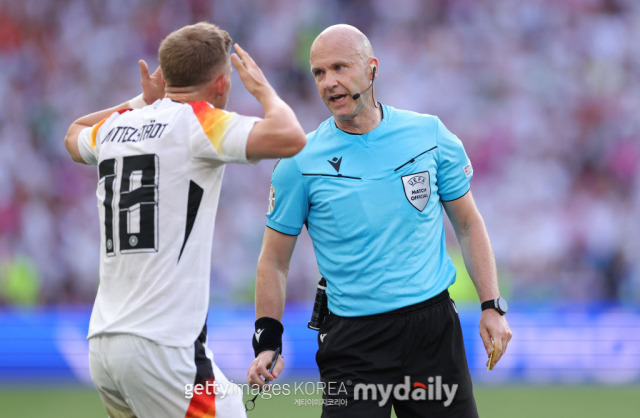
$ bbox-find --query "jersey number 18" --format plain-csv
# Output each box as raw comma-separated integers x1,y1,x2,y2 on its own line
98,154,159,256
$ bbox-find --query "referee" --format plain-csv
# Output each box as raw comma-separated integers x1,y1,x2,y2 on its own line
248,24,512,417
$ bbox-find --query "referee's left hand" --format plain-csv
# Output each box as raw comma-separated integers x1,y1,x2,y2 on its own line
479,310,512,370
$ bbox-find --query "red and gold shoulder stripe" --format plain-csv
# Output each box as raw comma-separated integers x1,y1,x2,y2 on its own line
90,109,131,149
189,101,233,155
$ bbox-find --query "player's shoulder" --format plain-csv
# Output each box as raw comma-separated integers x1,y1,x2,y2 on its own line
146,99,234,125
99,108,135,127
182,100,233,126
104,99,185,124
90,108,137,144
186,100,229,116
96,100,178,133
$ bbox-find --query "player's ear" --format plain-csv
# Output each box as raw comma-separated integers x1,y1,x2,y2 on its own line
214,73,228,95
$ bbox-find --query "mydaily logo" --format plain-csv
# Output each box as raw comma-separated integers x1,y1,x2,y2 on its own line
354,376,458,407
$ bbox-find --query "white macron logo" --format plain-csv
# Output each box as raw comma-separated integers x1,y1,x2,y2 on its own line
254,328,264,343
320,333,327,343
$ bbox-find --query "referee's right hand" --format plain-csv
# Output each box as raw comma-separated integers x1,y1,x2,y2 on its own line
247,350,284,388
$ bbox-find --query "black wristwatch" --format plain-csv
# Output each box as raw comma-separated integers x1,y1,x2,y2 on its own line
481,297,508,315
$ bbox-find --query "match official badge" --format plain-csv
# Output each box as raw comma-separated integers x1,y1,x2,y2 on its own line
464,163,473,178
402,171,431,212
267,185,276,215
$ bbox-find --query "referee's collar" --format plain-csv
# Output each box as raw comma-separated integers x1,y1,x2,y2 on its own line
333,103,385,136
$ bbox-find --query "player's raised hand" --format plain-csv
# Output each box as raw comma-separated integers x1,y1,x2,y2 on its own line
230,44,274,101
247,349,284,389
480,310,512,370
139,59,165,104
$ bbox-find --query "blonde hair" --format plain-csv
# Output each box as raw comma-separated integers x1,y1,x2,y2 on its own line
159,22,232,87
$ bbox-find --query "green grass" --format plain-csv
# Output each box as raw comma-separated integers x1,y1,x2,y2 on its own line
0,385,637,417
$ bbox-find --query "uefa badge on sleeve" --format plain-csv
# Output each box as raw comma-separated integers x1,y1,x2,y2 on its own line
267,184,276,215
464,163,473,178
402,171,431,212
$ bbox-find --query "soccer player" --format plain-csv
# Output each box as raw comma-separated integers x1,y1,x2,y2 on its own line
247,24,511,417
64,22,305,417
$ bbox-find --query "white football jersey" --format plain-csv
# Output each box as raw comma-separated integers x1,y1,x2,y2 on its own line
78,98,260,347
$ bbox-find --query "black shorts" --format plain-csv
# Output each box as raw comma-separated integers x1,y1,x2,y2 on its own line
316,290,478,418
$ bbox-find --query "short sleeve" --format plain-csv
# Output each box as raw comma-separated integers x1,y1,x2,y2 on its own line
77,109,129,166
77,127,98,165
217,113,261,165
436,118,473,201
189,102,260,165
265,158,309,235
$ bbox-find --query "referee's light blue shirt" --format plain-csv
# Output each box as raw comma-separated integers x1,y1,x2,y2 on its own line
266,105,473,316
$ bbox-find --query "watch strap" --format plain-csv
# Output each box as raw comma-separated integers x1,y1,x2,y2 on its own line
481,299,497,311
481,297,507,315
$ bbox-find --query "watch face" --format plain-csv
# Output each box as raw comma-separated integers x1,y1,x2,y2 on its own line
497,297,508,313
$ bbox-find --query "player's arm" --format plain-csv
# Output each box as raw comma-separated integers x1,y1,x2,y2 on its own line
247,227,297,388
64,102,131,163
442,191,512,370
230,44,306,160
64,60,164,163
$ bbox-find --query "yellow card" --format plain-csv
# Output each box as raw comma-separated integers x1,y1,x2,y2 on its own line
487,340,495,371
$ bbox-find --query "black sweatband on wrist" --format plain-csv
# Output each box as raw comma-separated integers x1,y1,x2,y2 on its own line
252,317,284,357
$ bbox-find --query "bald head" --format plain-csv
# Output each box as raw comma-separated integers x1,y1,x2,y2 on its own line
309,24,380,128
310,24,374,66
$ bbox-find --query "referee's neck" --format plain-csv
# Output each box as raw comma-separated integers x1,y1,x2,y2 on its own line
335,104,383,135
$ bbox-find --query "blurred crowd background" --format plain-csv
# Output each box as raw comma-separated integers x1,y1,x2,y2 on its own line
0,0,638,307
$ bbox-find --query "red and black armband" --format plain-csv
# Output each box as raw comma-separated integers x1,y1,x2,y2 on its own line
252,317,283,357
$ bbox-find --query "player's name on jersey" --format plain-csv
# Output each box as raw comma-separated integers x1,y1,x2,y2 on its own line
101,121,169,144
